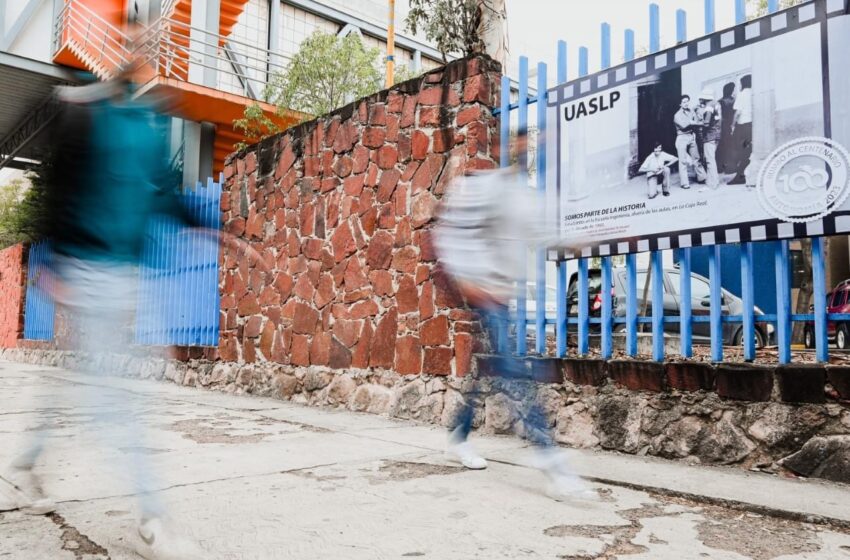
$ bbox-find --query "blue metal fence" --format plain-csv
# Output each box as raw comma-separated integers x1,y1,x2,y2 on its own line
500,0,842,365
23,241,55,341
135,176,222,347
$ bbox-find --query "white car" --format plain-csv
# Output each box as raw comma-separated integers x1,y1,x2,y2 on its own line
508,283,557,332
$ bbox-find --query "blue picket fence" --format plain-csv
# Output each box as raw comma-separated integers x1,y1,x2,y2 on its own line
499,0,843,365
22,178,221,347
22,241,55,341
135,176,222,347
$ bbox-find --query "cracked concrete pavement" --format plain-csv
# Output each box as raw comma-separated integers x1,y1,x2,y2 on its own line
2,360,850,559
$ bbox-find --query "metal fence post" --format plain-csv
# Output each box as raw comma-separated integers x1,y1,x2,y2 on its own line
535,61,548,354
741,243,756,361
775,241,791,364
709,244,723,362
555,41,568,358
813,236,828,363
499,74,511,354
516,56,529,357
679,248,693,358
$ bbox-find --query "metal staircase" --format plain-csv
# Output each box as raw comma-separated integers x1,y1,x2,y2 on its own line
47,0,297,174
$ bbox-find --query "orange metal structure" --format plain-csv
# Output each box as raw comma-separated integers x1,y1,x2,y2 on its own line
51,0,300,173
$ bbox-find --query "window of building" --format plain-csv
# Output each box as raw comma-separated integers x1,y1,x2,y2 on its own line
217,0,271,96
280,5,341,60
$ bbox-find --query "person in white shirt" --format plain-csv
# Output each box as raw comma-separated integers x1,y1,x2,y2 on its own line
730,74,753,185
697,89,722,190
673,94,707,189
639,144,678,199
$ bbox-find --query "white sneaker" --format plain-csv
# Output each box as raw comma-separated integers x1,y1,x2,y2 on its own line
446,430,488,470
533,448,598,502
136,517,206,560
0,467,56,515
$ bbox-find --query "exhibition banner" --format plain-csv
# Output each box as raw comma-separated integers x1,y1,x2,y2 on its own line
546,0,850,258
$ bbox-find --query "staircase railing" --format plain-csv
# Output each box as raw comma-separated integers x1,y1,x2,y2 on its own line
52,2,287,100
53,0,131,79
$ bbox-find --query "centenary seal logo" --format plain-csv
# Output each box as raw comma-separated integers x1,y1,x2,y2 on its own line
757,137,850,223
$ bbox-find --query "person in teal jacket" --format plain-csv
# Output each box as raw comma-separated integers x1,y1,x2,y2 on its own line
3,75,206,560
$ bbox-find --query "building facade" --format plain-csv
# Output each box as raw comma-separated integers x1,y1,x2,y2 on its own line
0,0,445,185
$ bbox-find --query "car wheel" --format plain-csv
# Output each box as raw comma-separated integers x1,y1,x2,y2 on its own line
804,327,815,349
837,324,849,350
735,328,765,349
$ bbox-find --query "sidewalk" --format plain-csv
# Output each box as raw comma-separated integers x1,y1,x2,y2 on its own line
2,359,850,559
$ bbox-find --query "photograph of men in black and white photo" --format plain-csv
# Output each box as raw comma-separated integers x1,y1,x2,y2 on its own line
553,22,827,244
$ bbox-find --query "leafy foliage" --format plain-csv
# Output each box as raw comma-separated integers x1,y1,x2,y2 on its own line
0,167,49,249
266,32,383,118
405,0,499,61
233,102,282,151
748,0,800,19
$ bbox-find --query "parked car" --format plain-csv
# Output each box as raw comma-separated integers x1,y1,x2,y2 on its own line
568,267,775,347
804,280,850,349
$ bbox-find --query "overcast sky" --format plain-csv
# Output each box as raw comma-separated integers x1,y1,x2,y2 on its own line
505,0,750,82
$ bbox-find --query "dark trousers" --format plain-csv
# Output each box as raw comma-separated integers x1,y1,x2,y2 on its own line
733,122,753,177
451,303,554,448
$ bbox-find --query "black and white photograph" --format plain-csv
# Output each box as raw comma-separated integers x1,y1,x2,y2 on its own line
549,20,834,248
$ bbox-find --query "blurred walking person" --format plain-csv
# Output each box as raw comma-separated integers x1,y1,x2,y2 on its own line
0,68,206,558
434,129,597,502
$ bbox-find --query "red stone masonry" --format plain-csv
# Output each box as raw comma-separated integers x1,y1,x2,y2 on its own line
219,56,502,376
0,243,28,348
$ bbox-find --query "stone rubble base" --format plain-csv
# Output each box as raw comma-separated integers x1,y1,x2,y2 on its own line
3,347,850,484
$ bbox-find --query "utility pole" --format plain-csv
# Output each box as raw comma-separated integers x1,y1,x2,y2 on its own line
386,0,396,88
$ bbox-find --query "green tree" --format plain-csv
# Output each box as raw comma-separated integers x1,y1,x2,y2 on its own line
748,0,800,19
0,168,48,249
406,0,502,62
266,32,383,118
233,102,282,151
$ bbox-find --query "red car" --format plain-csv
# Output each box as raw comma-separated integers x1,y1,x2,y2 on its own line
804,280,850,349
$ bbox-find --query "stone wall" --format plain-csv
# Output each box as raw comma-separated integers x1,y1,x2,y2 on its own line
218,56,500,376
0,244,27,348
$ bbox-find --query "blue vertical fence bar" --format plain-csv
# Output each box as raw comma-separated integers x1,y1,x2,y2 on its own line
651,251,664,361
768,0,779,13
535,61,547,354
498,74,511,354
735,0,746,24
23,241,55,341
813,237,828,363
516,56,529,357
741,243,756,361
624,30,637,356
578,258,589,355
676,9,687,43
679,249,693,357
709,245,723,362
578,47,588,78
649,4,660,54
775,241,792,364
649,1,662,360
136,177,221,347
601,258,613,359
705,0,715,33
600,23,611,69
626,254,638,356
555,41,568,358
599,21,613,359
577,46,589,356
